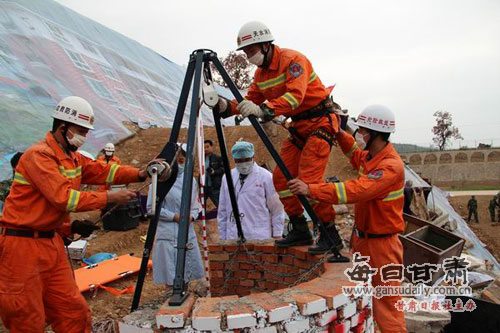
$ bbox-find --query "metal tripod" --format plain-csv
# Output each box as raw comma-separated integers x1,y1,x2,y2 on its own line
131,48,348,310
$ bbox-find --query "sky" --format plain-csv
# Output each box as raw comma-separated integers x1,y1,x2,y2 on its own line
54,0,500,147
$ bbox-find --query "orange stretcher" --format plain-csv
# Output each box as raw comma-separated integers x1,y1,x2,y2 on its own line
75,254,152,293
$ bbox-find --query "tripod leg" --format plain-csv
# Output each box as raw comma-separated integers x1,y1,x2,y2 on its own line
131,54,197,312
169,50,205,306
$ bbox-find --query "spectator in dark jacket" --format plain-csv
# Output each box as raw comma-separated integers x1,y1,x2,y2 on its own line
204,140,224,207
403,180,414,215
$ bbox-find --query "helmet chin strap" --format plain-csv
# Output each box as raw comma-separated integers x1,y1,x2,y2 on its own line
62,125,78,152
260,43,272,68
364,129,378,151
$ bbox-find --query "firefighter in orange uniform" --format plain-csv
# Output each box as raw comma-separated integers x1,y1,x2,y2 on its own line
216,21,343,253
0,96,151,332
289,105,407,332
97,142,121,191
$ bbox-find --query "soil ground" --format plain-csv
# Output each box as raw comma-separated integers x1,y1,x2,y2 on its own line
448,195,500,262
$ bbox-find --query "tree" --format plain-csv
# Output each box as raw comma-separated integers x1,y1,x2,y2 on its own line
432,111,463,150
211,51,253,90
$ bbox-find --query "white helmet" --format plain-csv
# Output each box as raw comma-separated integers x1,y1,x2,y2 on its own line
236,21,274,50
356,104,395,133
104,143,115,152
52,96,95,129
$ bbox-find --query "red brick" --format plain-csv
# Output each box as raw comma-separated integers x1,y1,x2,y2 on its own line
307,253,321,262
257,244,278,253
209,253,230,261
264,272,283,282
282,255,295,265
210,270,224,278
265,281,279,290
257,280,266,289
248,271,262,279
234,271,248,278
294,258,311,269
211,278,224,287
262,254,279,263
225,261,239,269
236,287,251,296
288,246,309,260
208,244,224,252
284,276,297,284
239,263,255,270
276,265,288,273
224,244,241,252
236,254,250,261
209,262,224,270
287,266,300,274
228,278,239,286
240,279,255,287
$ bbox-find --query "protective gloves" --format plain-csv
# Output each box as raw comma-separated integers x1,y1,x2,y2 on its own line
237,100,264,118
71,220,100,238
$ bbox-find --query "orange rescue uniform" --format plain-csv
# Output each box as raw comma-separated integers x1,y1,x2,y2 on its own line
0,132,140,333
230,45,339,222
309,130,407,333
97,154,121,191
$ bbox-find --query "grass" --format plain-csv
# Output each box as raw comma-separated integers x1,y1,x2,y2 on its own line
440,185,500,191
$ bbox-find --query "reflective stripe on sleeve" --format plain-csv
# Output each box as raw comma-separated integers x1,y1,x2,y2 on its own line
58,166,82,179
106,164,120,186
278,189,294,198
346,142,358,158
382,188,404,202
256,73,286,90
334,182,347,204
281,92,299,109
66,189,81,211
308,71,317,83
13,172,30,185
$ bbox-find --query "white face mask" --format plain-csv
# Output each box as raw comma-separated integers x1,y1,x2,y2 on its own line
236,161,253,175
67,130,86,148
355,132,367,150
105,151,113,157
177,163,185,173
248,52,264,66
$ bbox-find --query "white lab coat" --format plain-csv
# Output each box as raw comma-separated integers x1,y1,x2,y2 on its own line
217,163,284,240
146,170,204,285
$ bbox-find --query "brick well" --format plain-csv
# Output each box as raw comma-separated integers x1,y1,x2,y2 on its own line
119,240,373,332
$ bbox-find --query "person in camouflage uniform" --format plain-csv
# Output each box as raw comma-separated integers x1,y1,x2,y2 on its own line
467,195,479,223
489,196,498,224
0,152,23,211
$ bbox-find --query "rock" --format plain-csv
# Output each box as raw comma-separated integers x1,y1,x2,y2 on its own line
405,307,451,333
131,159,140,165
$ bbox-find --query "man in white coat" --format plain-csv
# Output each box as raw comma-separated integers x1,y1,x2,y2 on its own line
218,141,285,240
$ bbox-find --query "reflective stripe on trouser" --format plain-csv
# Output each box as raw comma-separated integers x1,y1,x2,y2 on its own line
273,135,335,223
351,233,407,333
0,234,91,333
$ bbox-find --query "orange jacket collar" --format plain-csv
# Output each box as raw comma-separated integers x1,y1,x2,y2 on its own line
45,131,75,163
365,142,396,171
268,45,281,71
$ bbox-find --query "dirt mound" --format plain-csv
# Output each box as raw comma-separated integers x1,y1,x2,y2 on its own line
114,124,358,183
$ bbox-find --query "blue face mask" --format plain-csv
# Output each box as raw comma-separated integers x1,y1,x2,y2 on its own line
178,163,185,173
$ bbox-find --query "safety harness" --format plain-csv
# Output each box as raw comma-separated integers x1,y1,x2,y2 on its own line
278,96,339,150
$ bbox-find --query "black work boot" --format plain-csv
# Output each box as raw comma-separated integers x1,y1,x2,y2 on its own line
308,223,344,254
275,215,313,247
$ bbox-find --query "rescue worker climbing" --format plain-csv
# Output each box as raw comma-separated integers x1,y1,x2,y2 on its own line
97,142,121,191
216,21,343,253
0,96,154,333
288,105,407,332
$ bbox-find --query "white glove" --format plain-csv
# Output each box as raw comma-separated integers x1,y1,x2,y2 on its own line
237,100,264,118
